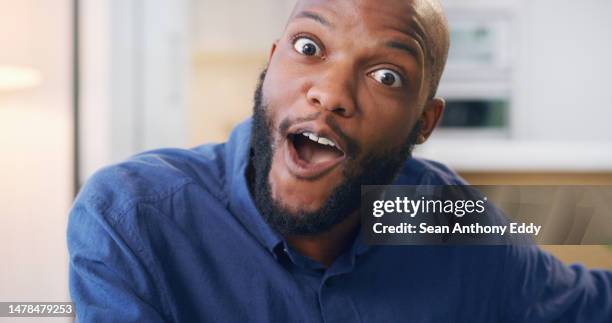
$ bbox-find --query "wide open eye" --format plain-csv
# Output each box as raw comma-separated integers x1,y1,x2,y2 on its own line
293,37,322,57
370,69,403,88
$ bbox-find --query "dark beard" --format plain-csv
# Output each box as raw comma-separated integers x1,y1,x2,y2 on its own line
249,69,422,236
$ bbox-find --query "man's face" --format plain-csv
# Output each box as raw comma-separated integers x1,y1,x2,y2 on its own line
252,0,436,234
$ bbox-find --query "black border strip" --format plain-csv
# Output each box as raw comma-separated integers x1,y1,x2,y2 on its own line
72,0,81,197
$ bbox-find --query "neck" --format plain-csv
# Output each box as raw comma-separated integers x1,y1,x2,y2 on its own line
285,211,360,268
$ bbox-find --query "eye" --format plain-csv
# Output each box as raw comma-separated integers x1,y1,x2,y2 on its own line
370,69,403,88
293,37,322,57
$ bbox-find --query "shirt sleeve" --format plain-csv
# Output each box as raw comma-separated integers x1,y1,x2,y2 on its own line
67,195,170,322
501,245,612,322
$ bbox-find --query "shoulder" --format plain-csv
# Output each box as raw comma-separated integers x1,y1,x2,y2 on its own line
394,157,468,185
74,144,227,222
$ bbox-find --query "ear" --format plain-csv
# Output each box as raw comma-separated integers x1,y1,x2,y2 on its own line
416,97,445,144
268,41,279,61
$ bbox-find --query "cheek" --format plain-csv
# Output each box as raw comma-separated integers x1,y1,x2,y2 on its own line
354,91,420,153
262,61,309,126
356,123,410,162
264,51,308,101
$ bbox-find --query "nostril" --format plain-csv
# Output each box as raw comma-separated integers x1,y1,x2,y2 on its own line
310,97,321,106
306,87,355,117
330,105,346,115
326,105,353,118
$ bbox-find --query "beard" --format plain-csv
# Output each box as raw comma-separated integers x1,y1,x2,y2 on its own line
249,69,422,236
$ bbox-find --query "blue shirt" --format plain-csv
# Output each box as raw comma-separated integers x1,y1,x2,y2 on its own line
68,119,612,322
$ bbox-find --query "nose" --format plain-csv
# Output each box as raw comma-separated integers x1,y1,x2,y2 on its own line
305,64,357,118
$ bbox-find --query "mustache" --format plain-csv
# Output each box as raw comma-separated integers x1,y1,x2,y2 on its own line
278,112,360,159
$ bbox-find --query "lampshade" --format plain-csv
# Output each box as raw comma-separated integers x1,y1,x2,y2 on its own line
0,1,43,92
0,65,42,91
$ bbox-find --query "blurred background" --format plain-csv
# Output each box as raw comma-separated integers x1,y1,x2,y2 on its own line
1,0,611,320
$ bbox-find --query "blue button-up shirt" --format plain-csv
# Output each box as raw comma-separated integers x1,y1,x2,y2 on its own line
68,119,612,322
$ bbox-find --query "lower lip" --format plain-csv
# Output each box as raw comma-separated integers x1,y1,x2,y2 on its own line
283,138,345,180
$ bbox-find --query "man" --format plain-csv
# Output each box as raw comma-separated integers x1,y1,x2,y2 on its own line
67,0,612,322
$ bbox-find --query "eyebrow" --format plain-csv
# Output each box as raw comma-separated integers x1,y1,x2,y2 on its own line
385,40,421,63
294,11,332,28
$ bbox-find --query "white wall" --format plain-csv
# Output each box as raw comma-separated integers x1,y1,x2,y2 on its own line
0,0,73,321
80,0,191,182
519,0,612,142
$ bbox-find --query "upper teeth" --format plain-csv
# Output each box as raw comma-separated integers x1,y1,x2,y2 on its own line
302,132,336,148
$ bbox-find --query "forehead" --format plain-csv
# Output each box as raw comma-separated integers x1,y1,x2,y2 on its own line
290,0,426,41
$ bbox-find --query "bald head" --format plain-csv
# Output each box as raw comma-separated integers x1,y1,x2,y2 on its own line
258,0,451,231
412,0,449,99
288,0,450,100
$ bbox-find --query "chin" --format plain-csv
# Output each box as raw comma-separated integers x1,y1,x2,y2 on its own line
268,149,343,213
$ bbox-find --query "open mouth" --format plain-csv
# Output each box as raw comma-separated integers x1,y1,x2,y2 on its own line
285,131,346,179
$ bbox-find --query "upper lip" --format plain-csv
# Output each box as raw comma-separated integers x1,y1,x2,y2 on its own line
286,122,346,155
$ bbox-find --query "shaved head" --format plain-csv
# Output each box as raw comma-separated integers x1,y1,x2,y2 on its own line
288,0,450,100
412,0,450,99
289,0,450,99
256,0,450,237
